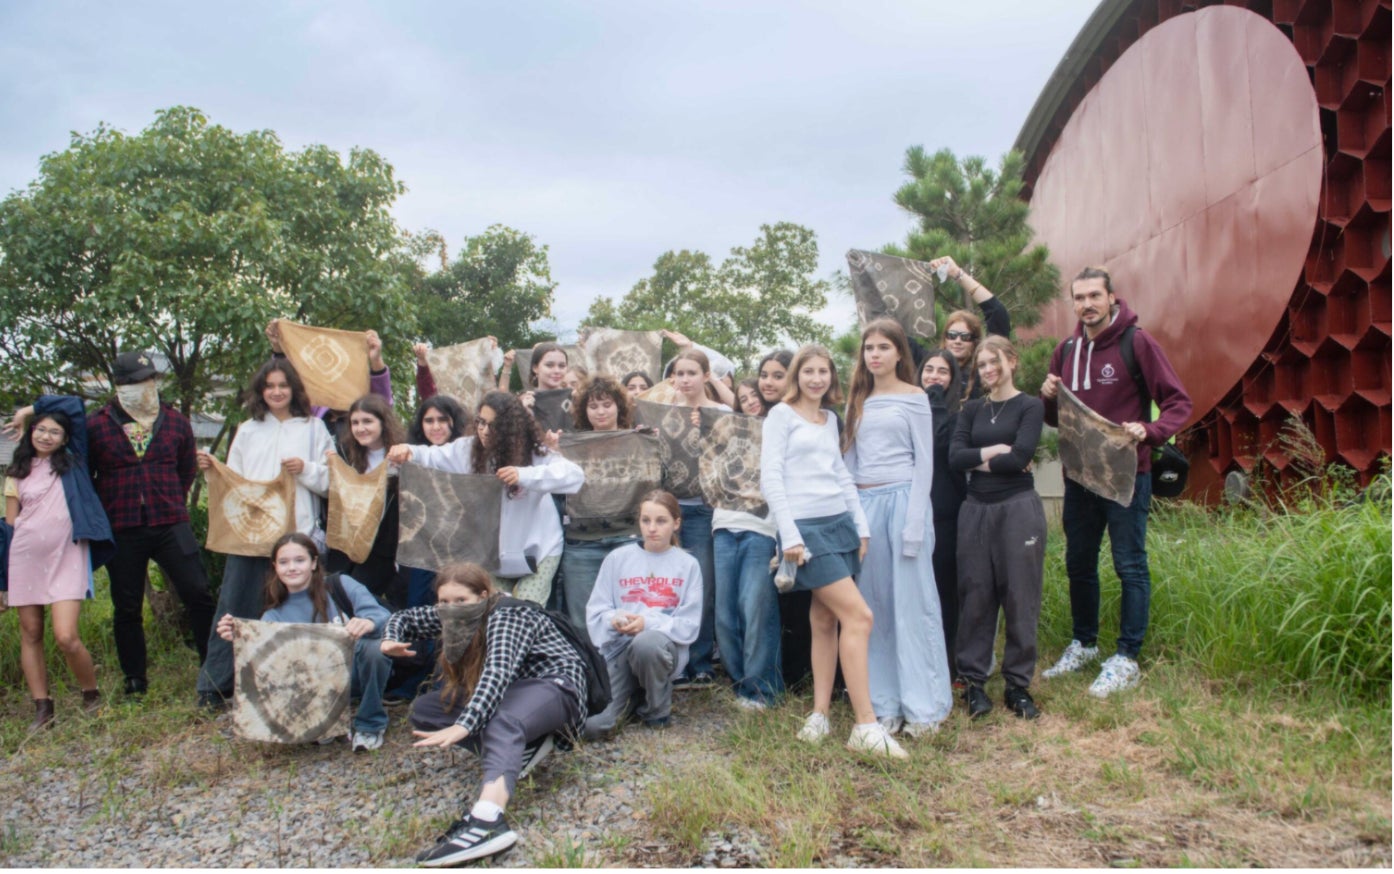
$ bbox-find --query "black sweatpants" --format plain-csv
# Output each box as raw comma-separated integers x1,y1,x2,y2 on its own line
106,522,216,683
955,490,1046,690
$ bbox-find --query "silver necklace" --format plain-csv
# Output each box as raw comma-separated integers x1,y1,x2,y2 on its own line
987,394,1011,424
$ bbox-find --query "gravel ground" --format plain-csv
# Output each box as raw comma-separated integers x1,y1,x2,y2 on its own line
0,687,743,868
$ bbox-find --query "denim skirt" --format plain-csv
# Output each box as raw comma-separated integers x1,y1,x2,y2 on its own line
782,512,862,591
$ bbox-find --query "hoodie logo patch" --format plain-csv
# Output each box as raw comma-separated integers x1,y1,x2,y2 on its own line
1101,363,1116,379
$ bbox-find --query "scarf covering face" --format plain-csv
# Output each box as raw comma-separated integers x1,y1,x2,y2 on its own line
396,462,504,571
697,407,768,515
578,328,662,381
1056,383,1138,507
633,399,704,499
276,319,371,411
846,249,939,339
438,600,491,664
425,337,498,413
326,455,389,564
204,456,297,557
116,381,161,428
230,618,354,744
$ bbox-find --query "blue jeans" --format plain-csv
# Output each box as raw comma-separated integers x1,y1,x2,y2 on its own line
351,637,392,733
680,503,716,677
713,528,784,704
561,535,639,633
1062,473,1153,659
197,555,271,697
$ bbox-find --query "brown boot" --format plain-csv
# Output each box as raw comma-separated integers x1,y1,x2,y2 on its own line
82,689,102,715
31,698,54,729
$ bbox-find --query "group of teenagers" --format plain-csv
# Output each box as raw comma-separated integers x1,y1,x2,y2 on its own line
3,256,1191,867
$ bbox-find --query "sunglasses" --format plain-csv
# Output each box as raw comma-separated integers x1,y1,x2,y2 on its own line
944,330,977,342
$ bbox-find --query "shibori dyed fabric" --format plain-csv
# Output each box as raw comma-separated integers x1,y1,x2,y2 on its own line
396,462,503,571
846,249,939,339
204,457,297,557
510,344,584,389
425,337,498,411
532,388,576,433
636,380,681,405
231,619,353,743
579,328,662,381
558,430,663,537
1056,384,1138,507
697,407,768,516
326,455,388,564
276,320,371,410
633,400,704,499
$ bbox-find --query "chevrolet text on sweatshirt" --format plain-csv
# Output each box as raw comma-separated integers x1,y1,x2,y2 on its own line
585,543,703,675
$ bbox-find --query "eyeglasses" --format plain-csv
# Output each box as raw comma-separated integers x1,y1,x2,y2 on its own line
944,330,977,342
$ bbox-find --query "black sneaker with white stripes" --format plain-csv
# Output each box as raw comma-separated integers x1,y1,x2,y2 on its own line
415,814,517,867
518,734,554,781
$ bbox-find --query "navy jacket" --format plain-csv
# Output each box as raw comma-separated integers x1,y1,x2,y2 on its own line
32,395,116,570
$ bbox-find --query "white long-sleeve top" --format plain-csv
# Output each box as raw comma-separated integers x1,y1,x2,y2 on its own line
759,403,869,549
585,542,703,677
226,415,333,536
843,393,935,557
406,437,584,577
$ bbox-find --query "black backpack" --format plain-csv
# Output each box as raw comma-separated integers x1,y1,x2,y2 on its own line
499,596,612,717
327,573,356,620
1062,325,1190,497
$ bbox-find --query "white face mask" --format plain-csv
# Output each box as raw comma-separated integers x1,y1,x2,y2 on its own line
116,381,161,425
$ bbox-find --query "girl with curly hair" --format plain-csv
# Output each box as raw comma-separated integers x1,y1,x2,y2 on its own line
387,392,584,604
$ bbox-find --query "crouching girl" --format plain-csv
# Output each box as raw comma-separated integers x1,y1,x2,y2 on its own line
383,563,588,867
215,532,392,751
583,490,702,736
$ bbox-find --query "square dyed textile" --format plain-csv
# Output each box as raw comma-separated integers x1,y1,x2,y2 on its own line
231,619,353,744
578,328,662,382
633,400,704,500
425,337,498,411
532,388,577,434
326,455,388,564
846,249,939,339
1056,384,1138,507
558,430,663,536
396,462,503,571
276,320,371,411
698,407,767,516
204,457,296,557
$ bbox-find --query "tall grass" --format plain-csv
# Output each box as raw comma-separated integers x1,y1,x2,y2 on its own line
1040,475,1391,701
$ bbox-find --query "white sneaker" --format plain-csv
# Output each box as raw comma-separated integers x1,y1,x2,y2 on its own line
735,696,767,712
1087,654,1140,698
351,730,384,752
797,712,830,744
902,720,940,738
1042,640,1101,678
846,722,908,759
876,716,904,735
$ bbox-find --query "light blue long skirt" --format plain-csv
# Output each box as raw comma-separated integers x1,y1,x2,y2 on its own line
857,482,953,726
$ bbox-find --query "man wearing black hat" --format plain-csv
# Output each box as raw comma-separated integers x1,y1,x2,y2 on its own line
84,351,216,698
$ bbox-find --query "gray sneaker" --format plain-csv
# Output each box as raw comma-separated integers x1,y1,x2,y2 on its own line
351,730,384,752
1088,654,1140,698
1042,640,1100,678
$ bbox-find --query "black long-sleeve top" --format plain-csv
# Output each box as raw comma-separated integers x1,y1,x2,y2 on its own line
949,392,1043,503
927,385,967,520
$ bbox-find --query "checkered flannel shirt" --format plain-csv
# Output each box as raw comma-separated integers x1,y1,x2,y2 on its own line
384,603,587,739
85,403,197,532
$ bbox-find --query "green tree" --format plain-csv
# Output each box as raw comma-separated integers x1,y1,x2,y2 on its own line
410,224,556,354
583,223,831,371
0,106,416,423
893,147,1059,330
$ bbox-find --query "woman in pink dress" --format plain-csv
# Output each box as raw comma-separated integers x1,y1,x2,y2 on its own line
5,407,102,729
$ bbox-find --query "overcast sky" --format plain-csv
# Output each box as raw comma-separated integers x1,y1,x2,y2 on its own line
1,0,1096,338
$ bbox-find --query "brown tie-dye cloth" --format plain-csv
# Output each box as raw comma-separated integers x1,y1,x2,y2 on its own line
326,455,388,564
698,407,767,516
636,380,681,405
425,337,497,411
633,400,704,500
396,462,503,571
532,388,577,433
1056,384,1138,507
204,457,297,557
276,320,371,411
846,249,939,339
558,430,663,537
230,619,353,744
579,328,662,381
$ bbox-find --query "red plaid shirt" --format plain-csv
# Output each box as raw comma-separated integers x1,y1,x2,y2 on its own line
86,403,198,532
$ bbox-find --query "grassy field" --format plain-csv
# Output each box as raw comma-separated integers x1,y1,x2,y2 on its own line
0,479,1387,866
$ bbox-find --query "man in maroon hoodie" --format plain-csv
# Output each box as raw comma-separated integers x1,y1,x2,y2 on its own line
1038,267,1191,698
